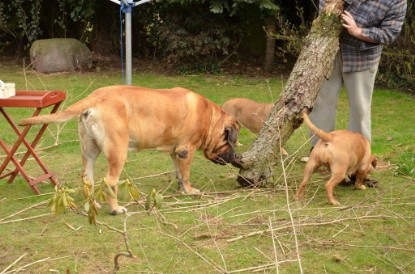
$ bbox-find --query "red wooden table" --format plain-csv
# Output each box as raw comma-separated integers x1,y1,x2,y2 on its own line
0,90,66,194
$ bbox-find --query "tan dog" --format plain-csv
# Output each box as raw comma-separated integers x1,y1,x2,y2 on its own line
222,98,288,156
294,112,376,206
222,98,273,134
20,86,240,214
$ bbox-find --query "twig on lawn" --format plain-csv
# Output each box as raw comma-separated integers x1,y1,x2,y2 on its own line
379,204,414,226
141,221,227,273
163,193,241,214
227,259,300,273
277,122,303,274
0,200,48,222
82,210,142,272
154,210,178,230
227,215,396,243
202,210,228,272
269,216,279,273
63,222,83,231
371,249,405,273
14,193,53,201
2,255,71,274
331,224,349,238
0,144,59,160
0,253,28,274
0,213,52,225
309,239,415,253
129,170,175,181
112,212,140,272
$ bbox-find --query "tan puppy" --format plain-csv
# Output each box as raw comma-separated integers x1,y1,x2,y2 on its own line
222,98,273,134
20,86,240,214
294,112,376,206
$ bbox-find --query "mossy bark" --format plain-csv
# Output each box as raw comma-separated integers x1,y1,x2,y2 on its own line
234,0,344,186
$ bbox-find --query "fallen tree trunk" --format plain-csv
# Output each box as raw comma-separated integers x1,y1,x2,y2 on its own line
234,0,344,186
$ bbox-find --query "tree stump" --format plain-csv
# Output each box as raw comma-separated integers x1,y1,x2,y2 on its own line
234,0,344,186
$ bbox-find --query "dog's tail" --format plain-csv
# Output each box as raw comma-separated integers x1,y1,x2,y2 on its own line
302,111,333,142
19,96,95,126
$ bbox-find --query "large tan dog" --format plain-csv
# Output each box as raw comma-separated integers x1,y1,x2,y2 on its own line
222,98,273,134
20,86,240,214
294,112,376,206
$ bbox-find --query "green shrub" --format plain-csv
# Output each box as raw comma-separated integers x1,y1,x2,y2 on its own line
377,2,415,93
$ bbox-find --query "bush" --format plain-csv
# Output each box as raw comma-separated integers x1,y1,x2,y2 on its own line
377,2,415,93
145,4,242,73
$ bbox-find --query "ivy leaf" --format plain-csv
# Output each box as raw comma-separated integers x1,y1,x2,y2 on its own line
145,195,152,211
103,178,117,199
154,193,163,209
128,183,141,200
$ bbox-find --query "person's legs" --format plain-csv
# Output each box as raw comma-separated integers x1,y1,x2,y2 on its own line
343,64,378,143
309,53,343,146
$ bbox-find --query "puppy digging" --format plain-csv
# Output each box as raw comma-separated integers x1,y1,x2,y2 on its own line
294,112,377,206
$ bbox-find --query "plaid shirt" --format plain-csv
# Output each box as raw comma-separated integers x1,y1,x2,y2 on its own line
320,0,407,72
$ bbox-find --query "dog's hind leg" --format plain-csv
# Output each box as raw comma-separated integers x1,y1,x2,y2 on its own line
79,116,100,198
353,171,367,191
295,160,320,201
325,172,345,206
102,138,129,215
81,108,129,215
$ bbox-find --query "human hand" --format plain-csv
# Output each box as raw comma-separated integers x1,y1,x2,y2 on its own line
341,11,362,38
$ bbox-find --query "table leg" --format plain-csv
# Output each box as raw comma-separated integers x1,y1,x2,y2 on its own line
0,102,62,193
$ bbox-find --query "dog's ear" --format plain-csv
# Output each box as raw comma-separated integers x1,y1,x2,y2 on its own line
225,126,239,147
371,156,377,169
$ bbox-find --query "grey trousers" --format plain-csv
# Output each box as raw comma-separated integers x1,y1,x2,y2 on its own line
309,53,379,146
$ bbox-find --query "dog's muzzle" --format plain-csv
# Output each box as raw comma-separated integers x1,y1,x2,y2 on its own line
210,150,236,165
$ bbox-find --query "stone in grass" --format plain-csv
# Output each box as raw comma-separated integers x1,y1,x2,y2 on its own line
30,38,92,73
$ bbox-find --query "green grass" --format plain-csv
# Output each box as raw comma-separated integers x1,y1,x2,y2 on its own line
0,64,414,273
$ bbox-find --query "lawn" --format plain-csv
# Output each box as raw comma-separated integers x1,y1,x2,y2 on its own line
0,63,414,273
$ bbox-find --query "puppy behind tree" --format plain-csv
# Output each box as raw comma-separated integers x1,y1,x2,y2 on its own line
222,98,288,156
222,98,273,134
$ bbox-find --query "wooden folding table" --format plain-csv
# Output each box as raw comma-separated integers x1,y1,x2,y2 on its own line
0,90,66,194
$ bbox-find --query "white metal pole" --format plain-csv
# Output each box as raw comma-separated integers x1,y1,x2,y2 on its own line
125,12,132,85
110,0,152,85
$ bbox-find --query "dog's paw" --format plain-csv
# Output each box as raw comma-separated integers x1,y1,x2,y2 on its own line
109,206,128,215
182,187,201,195
293,194,302,201
355,184,366,191
329,200,340,206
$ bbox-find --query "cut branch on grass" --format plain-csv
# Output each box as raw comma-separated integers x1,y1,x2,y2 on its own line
140,222,227,273
0,213,53,225
0,253,28,274
227,215,396,243
112,213,135,272
0,200,47,222
308,238,415,253
278,123,303,274
1,255,71,274
268,217,280,273
227,259,300,273
74,210,141,272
